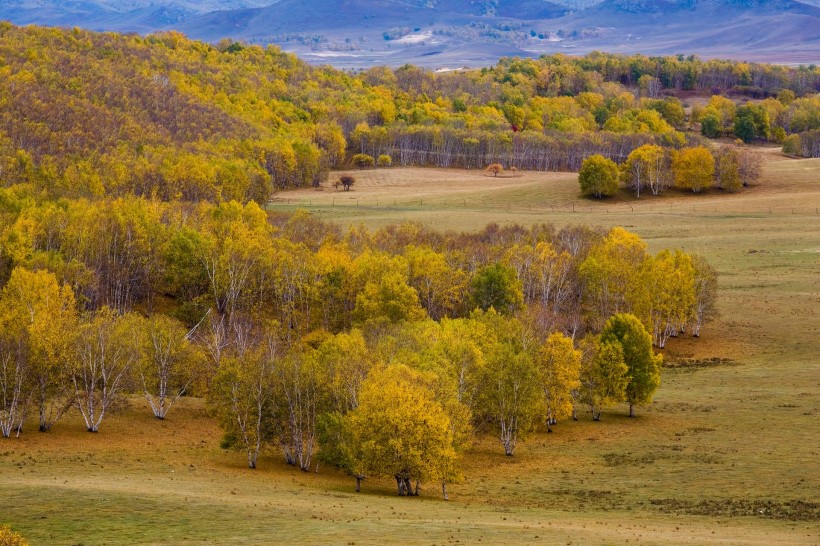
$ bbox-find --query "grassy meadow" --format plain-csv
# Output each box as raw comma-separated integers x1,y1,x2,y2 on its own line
3,147,819,545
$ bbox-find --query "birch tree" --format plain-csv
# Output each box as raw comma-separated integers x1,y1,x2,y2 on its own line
691,254,719,337
600,313,662,417
576,335,628,421
274,351,326,472
578,154,619,198
343,364,457,498
473,311,541,456
672,146,715,193
580,227,648,329
1,267,77,433
72,308,141,432
536,332,581,432
0,334,28,438
211,348,276,469
138,314,204,420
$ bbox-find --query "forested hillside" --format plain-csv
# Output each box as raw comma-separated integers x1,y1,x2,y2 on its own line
2,24,820,205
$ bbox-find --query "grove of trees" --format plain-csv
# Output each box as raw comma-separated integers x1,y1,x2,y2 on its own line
579,142,762,197
0,182,716,496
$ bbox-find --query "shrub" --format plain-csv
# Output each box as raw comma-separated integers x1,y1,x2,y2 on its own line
782,134,802,156
485,163,503,177
351,154,375,169
377,154,392,167
339,175,355,191
0,525,29,546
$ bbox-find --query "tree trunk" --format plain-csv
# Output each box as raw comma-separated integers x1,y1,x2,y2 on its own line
629,404,635,418
442,480,448,501
355,476,362,493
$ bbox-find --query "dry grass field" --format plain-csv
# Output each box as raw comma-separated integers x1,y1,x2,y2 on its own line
3,147,819,545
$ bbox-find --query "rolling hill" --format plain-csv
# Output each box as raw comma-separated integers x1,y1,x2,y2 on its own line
1,0,818,66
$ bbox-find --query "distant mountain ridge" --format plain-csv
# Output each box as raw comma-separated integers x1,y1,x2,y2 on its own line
1,0,818,67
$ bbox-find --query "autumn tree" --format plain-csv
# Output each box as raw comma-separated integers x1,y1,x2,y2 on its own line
0,524,28,546
210,346,276,469
338,175,355,191
314,329,374,414
578,154,619,198
273,351,326,471
473,311,541,456
351,154,375,169
72,309,141,432
342,365,458,498
714,146,742,192
137,314,204,420
691,255,719,337
580,227,648,329
470,263,524,314
631,250,696,347
193,201,273,325
737,148,763,187
0,268,77,434
536,332,581,432
353,271,426,326
621,144,670,197
0,322,28,438
406,245,468,320
576,335,628,421
485,163,504,177
672,146,715,193
600,313,662,417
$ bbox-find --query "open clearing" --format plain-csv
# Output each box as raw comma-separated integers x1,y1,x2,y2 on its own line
3,147,820,544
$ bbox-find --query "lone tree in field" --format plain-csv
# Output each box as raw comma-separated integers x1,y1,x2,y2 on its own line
485,163,503,177
600,313,662,417
339,175,355,191
579,154,619,198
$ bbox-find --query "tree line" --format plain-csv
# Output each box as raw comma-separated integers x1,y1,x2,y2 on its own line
579,142,763,198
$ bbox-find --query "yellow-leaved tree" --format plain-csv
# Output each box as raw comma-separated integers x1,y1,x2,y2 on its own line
136,314,205,420
576,335,628,421
72,308,142,433
342,365,459,499
0,267,77,435
580,226,648,329
672,146,715,193
536,332,581,432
